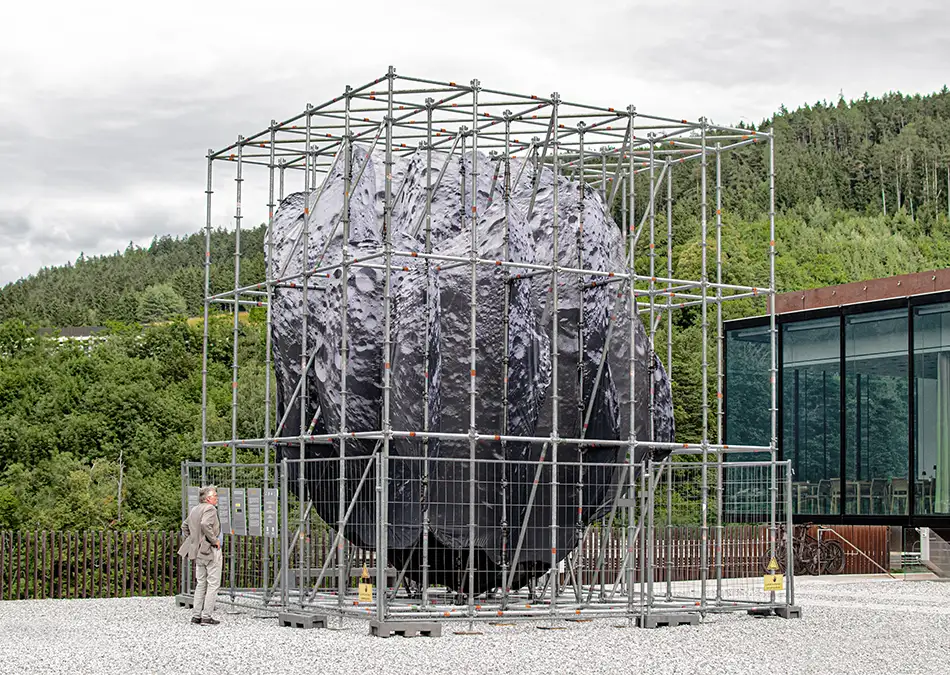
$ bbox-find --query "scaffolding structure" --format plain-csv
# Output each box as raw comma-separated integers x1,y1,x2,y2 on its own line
185,67,798,633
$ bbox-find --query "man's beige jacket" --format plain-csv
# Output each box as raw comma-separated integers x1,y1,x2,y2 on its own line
177,502,221,564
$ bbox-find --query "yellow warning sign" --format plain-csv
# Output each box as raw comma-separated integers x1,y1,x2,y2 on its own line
763,574,784,592
361,565,369,579
359,582,373,602
766,556,780,572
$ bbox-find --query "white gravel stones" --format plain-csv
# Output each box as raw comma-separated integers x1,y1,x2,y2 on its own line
0,577,947,674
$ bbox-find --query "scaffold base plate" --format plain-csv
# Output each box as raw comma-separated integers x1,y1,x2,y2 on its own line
635,613,701,629
174,594,194,609
278,611,327,629
370,620,442,638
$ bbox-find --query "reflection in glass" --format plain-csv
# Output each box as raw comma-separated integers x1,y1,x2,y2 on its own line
914,303,950,515
725,325,770,449
844,309,909,515
782,318,840,516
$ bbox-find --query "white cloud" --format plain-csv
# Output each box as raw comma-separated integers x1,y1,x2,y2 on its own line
1,0,947,284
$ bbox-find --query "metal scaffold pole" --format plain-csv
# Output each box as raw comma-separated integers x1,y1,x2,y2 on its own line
230,135,244,603
377,65,395,623
714,143,724,604
298,105,313,609
769,132,779,605
548,91,561,621
200,153,213,484
573,122,586,604
498,109,512,600
699,119,709,612
625,104,637,621
420,96,434,608
468,78,481,628
664,157,673,602
338,86,353,619
263,120,277,597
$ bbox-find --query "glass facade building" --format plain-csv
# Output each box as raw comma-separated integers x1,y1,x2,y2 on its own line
726,293,950,526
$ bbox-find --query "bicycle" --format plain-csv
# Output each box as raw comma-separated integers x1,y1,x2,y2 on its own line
764,523,845,576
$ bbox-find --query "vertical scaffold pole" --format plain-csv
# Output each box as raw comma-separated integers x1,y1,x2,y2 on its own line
549,92,561,620
768,132,779,604
699,120,710,612
625,104,637,620
646,135,657,612
468,79,481,626
230,135,244,603
298,105,313,609
664,158,673,602
785,461,794,608
574,123,586,603
377,66,395,623
498,109,512,598
280,457,290,608
201,153,213,484
714,143,724,604
264,121,277,597
420,97,434,607
646,459,655,609
338,86,353,617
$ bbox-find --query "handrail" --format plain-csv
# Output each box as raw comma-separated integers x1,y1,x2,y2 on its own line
816,528,896,579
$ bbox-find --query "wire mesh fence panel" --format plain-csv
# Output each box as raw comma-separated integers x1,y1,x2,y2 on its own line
644,458,794,615
277,455,647,621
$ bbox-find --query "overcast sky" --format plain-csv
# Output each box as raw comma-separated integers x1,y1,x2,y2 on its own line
1,0,947,285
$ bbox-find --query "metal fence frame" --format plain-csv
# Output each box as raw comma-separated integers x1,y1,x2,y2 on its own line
191,66,790,630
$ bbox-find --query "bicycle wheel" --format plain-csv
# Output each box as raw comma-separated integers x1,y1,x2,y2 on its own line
820,540,845,575
800,545,820,576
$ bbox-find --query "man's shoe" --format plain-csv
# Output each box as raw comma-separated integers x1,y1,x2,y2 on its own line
201,617,220,625
190,617,202,625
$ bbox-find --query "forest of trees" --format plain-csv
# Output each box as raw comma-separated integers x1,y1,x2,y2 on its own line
1,89,950,529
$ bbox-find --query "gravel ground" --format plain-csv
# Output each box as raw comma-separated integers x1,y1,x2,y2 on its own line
0,577,948,675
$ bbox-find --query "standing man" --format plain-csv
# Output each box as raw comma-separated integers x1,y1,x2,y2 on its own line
178,485,223,625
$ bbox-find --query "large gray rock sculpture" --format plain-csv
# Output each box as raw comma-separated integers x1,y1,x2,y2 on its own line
269,145,674,595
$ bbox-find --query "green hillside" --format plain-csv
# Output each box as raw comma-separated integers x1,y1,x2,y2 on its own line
1,89,950,529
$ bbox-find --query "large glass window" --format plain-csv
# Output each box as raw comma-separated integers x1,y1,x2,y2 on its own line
913,303,950,516
724,324,771,522
782,318,840,516
844,309,909,515
725,325,771,449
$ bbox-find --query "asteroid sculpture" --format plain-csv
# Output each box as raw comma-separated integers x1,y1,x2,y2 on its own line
269,146,674,595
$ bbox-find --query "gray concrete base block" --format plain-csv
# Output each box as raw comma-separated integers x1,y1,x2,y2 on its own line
635,613,701,629
278,611,327,629
747,606,802,619
775,605,802,620
369,620,442,638
174,594,194,609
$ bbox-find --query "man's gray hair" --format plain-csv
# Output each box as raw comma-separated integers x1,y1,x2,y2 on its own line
199,485,218,503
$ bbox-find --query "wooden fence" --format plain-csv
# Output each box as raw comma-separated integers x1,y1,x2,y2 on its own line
0,531,181,601
0,525,890,601
578,524,890,583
